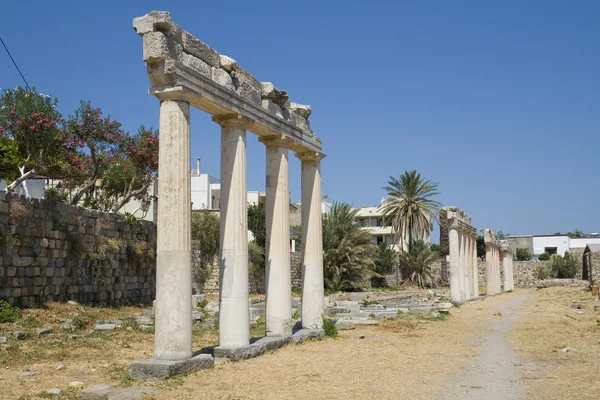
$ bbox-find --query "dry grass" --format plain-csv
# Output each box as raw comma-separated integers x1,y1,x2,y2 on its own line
507,286,600,399
9,202,29,221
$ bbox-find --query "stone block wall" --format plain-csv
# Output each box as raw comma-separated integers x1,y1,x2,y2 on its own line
0,191,156,306
192,247,302,294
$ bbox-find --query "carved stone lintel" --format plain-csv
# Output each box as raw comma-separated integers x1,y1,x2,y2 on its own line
212,113,254,128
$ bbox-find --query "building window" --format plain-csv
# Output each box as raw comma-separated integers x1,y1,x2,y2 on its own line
386,236,394,245
376,236,384,244
545,247,557,255
370,218,379,227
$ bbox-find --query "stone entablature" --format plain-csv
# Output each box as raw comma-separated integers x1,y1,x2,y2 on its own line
133,11,321,153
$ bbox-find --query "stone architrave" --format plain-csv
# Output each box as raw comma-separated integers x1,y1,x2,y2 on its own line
296,151,325,329
482,229,501,295
214,114,252,348
259,135,293,337
500,240,514,291
443,207,477,302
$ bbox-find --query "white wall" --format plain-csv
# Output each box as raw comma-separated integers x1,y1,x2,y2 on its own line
570,237,600,249
533,236,570,256
0,178,47,198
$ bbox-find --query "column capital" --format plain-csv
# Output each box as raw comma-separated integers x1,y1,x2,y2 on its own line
212,113,254,128
295,150,326,162
150,86,194,102
258,135,294,149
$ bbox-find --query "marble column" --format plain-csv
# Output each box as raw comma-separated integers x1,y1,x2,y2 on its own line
495,248,501,293
260,136,292,337
472,237,479,297
297,151,325,329
214,114,252,348
153,88,193,361
449,228,461,302
486,246,495,296
462,233,471,300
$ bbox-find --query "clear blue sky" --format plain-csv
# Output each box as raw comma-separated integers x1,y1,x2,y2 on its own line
2,1,599,239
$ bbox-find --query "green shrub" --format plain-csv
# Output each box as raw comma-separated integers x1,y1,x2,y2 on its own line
516,248,532,261
322,315,338,338
538,253,551,261
44,187,68,202
535,265,550,280
551,252,578,279
0,300,21,323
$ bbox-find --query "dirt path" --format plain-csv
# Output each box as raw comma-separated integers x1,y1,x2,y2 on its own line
436,291,533,400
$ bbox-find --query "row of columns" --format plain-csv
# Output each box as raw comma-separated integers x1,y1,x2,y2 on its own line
449,227,478,303
153,88,325,361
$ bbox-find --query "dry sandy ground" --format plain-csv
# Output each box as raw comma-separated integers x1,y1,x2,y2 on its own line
2,287,599,399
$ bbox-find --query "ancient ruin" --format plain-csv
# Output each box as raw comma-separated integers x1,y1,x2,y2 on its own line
500,240,515,291
129,11,325,379
441,207,478,302
482,229,502,295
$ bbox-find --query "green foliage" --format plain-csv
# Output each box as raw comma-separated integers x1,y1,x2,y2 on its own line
381,170,441,244
196,299,208,310
324,271,352,293
72,313,94,330
323,202,378,290
429,243,441,253
535,265,550,280
123,212,143,236
247,203,266,249
516,248,532,261
322,315,338,338
44,187,68,202
191,211,220,285
398,240,440,288
538,252,551,261
0,300,21,323
497,231,507,240
248,240,265,278
374,242,396,276
108,364,134,387
290,224,302,247
550,252,578,279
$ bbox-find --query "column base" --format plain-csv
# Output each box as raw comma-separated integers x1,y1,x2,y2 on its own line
129,353,213,380
291,328,325,344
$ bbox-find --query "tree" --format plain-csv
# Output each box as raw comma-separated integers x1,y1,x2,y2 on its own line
0,87,63,195
430,243,441,253
381,170,442,246
476,236,486,259
497,231,506,240
516,248,532,261
550,252,578,279
247,203,266,250
191,211,220,285
398,240,440,288
538,252,551,261
323,202,378,289
371,241,397,287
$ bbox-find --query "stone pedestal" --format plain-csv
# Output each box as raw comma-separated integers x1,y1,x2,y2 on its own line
153,88,193,361
297,151,325,329
260,136,292,337
214,114,252,348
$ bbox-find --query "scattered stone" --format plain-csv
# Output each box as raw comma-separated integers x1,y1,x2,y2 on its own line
291,329,325,345
21,371,36,377
575,310,584,315
130,354,213,380
12,331,25,340
95,323,117,331
219,55,237,71
0,337,6,344
67,300,78,305
359,334,366,339
435,302,454,310
192,294,206,306
47,388,61,395
205,301,219,313
334,301,361,313
351,320,379,326
56,363,65,370
572,302,583,309
334,320,356,330
61,323,76,331
37,328,52,337
139,325,153,332
135,316,154,325
561,347,576,353
365,304,386,311
69,381,84,387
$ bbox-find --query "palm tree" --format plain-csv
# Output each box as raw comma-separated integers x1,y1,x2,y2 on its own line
381,170,442,247
399,240,440,288
323,202,378,289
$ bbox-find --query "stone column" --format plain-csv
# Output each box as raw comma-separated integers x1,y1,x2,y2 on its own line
472,237,479,297
502,251,512,291
486,246,496,296
260,136,292,337
449,228,461,302
495,248,501,293
153,88,193,361
297,151,325,329
462,232,471,300
214,114,252,348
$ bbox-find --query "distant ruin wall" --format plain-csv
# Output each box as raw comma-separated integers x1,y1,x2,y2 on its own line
0,191,156,307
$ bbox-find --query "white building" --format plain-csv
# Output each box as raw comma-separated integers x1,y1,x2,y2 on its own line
507,233,600,257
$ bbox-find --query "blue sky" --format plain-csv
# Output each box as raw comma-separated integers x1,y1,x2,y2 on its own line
2,1,599,239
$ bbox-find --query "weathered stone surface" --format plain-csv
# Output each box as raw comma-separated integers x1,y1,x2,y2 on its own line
219,55,237,71
95,323,117,331
181,31,220,68
69,381,84,387
334,320,356,330
143,31,181,64
324,307,350,316
12,331,25,340
365,304,386,311
191,311,204,321
37,327,52,337
47,388,61,395
135,316,153,325
129,353,213,380
334,301,361,313
291,329,325,344
0,337,6,343
251,336,292,351
294,114,311,134
261,99,283,118
261,82,276,98
235,81,262,107
133,11,181,43
272,91,291,109
21,371,36,377
181,53,211,79
211,343,266,361
211,67,235,91
231,67,262,91
139,325,153,332
350,320,379,326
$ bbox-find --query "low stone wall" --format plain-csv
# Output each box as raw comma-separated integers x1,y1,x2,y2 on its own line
0,191,156,306
192,247,302,294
